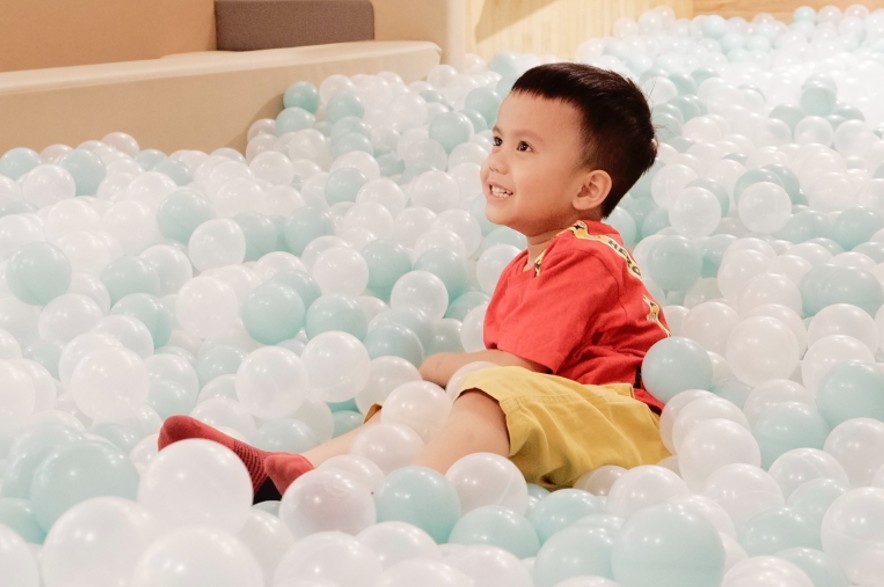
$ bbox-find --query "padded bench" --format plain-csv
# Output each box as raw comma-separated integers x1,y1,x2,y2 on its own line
0,0,465,153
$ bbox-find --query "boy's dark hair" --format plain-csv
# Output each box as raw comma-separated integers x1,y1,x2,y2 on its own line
511,62,657,217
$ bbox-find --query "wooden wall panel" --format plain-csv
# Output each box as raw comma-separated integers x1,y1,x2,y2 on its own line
464,0,882,61
693,0,880,21
465,0,693,60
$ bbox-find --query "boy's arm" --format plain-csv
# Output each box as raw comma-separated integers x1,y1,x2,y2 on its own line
419,349,547,387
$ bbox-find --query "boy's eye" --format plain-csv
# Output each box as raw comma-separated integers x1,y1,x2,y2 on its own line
517,141,531,152
492,136,502,147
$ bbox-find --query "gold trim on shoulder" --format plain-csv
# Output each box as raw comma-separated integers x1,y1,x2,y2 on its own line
563,221,643,280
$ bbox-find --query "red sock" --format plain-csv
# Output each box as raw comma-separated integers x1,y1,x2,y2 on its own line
264,453,315,494
158,415,273,494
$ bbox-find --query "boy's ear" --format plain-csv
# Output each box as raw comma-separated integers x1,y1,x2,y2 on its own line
574,169,612,212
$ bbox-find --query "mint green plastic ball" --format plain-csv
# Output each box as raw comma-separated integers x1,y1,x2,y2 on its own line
89,421,141,453
787,478,848,528
800,265,884,317
276,107,316,134
30,439,139,531
459,108,488,132
769,103,805,132
644,235,701,291
326,91,365,122
639,207,671,238
371,307,433,349
283,207,335,255
147,379,197,420
489,52,523,80
654,111,683,142
1,423,84,499
305,293,367,340
481,225,526,250
426,318,465,355
775,209,827,243
374,466,461,543
777,547,849,587
110,293,173,348
325,166,368,205
57,149,106,196
283,81,320,112
528,489,606,544
270,270,322,310
0,498,45,544
333,410,364,437
152,158,193,186
446,291,490,321
733,168,782,204
157,188,215,243
242,282,305,345
330,116,371,141
762,164,802,204
464,87,501,126
739,505,820,556
6,242,72,306
100,256,161,305
830,207,884,251
817,361,884,427
611,502,725,587
234,211,279,261
533,524,616,586
641,337,714,403
23,339,63,379
448,505,540,558
136,148,166,169
253,418,318,453
428,111,474,153
377,151,405,177
0,147,41,179
331,132,374,158
801,82,837,117
414,248,470,300
752,402,831,469
194,344,247,387
363,322,424,367
362,238,413,300
698,233,737,277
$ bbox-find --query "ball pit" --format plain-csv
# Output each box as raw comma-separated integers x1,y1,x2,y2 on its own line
2,4,884,586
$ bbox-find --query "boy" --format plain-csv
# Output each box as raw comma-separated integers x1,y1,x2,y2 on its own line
159,62,670,497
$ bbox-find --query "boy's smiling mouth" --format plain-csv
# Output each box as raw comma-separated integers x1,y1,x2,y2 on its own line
489,185,513,198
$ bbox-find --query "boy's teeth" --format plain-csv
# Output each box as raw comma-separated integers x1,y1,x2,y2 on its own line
491,186,512,196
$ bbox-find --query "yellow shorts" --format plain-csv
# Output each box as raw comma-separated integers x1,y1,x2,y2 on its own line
458,366,670,490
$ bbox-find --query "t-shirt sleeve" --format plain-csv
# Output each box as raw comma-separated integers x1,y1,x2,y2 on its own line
490,245,619,372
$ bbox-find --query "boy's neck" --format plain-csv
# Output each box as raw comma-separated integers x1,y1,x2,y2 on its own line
524,215,605,267
526,236,554,268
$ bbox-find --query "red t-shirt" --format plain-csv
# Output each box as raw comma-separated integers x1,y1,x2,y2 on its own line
483,220,669,411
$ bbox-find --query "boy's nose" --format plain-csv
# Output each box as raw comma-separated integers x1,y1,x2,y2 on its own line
485,151,507,174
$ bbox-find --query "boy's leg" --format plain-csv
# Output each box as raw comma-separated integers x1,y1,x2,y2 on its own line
263,415,379,490
413,389,510,471
160,389,510,496
267,389,510,492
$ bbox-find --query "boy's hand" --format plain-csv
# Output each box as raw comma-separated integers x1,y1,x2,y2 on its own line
419,350,546,386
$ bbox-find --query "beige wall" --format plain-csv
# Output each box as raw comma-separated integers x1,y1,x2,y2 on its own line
3,1,876,72
0,0,216,72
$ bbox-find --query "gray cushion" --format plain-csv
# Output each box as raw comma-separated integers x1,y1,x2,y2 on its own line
216,0,375,51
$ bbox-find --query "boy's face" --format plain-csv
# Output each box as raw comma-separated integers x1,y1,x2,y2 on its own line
481,92,595,241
